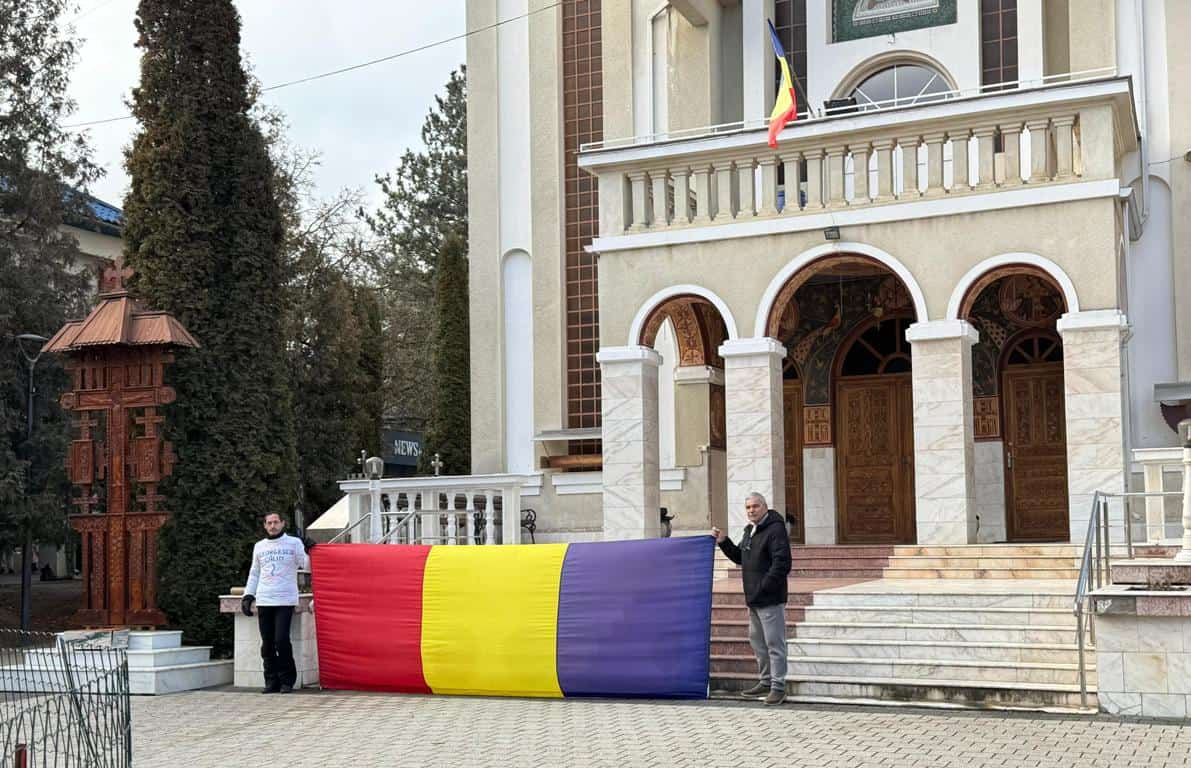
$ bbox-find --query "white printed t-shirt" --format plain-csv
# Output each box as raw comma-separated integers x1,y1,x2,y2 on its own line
244,533,309,607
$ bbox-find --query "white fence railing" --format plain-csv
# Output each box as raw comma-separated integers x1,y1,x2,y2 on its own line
335,474,534,545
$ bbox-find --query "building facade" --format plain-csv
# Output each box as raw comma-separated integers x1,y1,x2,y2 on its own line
466,0,1191,545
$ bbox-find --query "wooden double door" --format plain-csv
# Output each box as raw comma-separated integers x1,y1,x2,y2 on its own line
1002,363,1069,541
835,374,916,545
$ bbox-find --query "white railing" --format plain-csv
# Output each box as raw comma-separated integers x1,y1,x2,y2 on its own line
579,75,1136,240
1133,447,1186,544
335,474,534,545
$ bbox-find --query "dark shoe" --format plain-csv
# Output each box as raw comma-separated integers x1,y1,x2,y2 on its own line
740,682,769,698
763,688,787,706
261,686,279,694
279,684,294,694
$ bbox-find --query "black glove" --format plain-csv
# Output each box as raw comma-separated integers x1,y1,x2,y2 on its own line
241,594,255,617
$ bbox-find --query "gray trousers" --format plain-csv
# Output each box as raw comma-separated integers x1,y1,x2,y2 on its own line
748,603,788,691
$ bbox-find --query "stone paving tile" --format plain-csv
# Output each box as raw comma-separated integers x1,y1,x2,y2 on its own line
131,688,1191,767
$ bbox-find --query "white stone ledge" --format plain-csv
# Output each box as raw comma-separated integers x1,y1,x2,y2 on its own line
550,468,688,495
1056,309,1129,333
674,365,725,386
719,337,787,359
905,319,980,344
596,345,662,366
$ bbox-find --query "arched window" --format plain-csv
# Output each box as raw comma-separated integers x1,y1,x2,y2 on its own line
839,317,914,377
850,63,952,111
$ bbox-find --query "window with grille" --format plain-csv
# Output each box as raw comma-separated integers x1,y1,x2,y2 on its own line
981,0,1018,89
563,0,603,453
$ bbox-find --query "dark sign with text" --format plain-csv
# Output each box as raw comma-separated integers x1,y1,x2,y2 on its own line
833,0,957,43
382,430,423,467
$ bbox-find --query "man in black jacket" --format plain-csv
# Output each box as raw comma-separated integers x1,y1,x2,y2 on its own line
713,491,792,705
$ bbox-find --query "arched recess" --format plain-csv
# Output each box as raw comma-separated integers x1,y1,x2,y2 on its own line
501,250,534,473
946,253,1080,321
634,290,733,531
761,246,922,545
960,265,1071,542
629,284,739,347
755,242,929,338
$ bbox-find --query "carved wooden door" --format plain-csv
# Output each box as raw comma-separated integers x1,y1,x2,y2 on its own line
783,379,804,544
1002,363,1069,541
835,375,915,544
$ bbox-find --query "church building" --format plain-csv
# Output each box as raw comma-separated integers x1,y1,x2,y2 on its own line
465,0,1191,548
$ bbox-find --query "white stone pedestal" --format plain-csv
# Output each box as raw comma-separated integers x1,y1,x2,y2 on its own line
597,346,662,540
219,593,318,689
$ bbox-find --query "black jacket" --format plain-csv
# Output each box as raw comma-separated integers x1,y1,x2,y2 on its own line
718,510,792,608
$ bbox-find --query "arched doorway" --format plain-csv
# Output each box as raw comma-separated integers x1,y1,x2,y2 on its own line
763,252,921,545
833,315,916,544
637,293,730,531
961,268,1069,542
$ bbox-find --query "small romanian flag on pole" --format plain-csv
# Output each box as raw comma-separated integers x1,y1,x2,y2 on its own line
767,19,798,148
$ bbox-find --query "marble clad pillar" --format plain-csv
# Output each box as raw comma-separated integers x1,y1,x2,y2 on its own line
906,320,980,544
719,338,786,535
597,346,662,540
1056,310,1129,543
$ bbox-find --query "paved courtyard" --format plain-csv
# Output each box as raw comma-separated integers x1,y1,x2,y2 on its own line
133,688,1191,767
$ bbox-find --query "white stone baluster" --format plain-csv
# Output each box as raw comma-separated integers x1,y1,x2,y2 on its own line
923,132,946,196
804,149,824,209
872,139,894,201
650,169,669,227
973,126,997,189
712,160,735,221
949,130,970,193
446,497,457,545
421,490,441,545
1052,116,1076,178
737,159,757,218
672,167,692,224
484,492,496,544
1179,431,1191,561
825,145,847,208
1026,118,1051,183
465,492,477,545
898,137,920,199
1001,122,1023,186
851,143,870,204
692,165,713,224
628,171,650,230
759,156,780,216
779,152,801,212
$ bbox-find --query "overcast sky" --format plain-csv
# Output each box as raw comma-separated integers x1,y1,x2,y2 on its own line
68,0,467,210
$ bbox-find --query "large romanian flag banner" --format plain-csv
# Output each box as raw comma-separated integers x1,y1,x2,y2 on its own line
310,536,715,699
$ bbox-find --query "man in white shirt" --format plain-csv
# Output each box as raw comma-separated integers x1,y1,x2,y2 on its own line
241,512,312,693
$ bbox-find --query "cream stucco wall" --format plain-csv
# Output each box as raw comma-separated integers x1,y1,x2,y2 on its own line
1166,0,1191,380
598,198,1121,347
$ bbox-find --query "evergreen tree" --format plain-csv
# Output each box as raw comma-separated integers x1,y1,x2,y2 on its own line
122,0,296,649
425,233,470,475
365,69,466,434
1,0,96,593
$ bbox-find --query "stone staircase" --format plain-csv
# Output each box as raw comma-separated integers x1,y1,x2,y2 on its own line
126,630,233,695
710,544,1094,711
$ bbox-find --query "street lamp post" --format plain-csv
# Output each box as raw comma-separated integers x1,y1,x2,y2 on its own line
15,333,49,632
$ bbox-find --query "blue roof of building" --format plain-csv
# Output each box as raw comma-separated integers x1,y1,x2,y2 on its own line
85,196,123,227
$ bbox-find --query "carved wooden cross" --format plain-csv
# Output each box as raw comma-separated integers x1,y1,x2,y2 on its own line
430,452,443,477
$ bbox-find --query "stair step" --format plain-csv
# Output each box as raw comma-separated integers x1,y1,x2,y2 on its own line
128,631,183,651
711,622,798,639
879,568,1081,579
800,605,1076,627
788,676,1095,711
791,546,895,558
809,591,1074,609
885,557,1080,569
785,558,893,568
127,659,233,695
792,622,1078,645
127,646,215,669
788,638,1085,665
784,656,1089,686
893,545,1083,557
789,569,887,578
711,592,814,607
711,606,806,623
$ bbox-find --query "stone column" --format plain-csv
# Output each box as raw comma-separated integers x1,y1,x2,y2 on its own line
872,139,895,201
1056,310,1129,543
719,338,786,534
906,320,980,545
597,346,662,540
825,145,847,208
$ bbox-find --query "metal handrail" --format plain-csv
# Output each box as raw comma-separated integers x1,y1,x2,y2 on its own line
327,512,371,544
1072,489,1184,708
